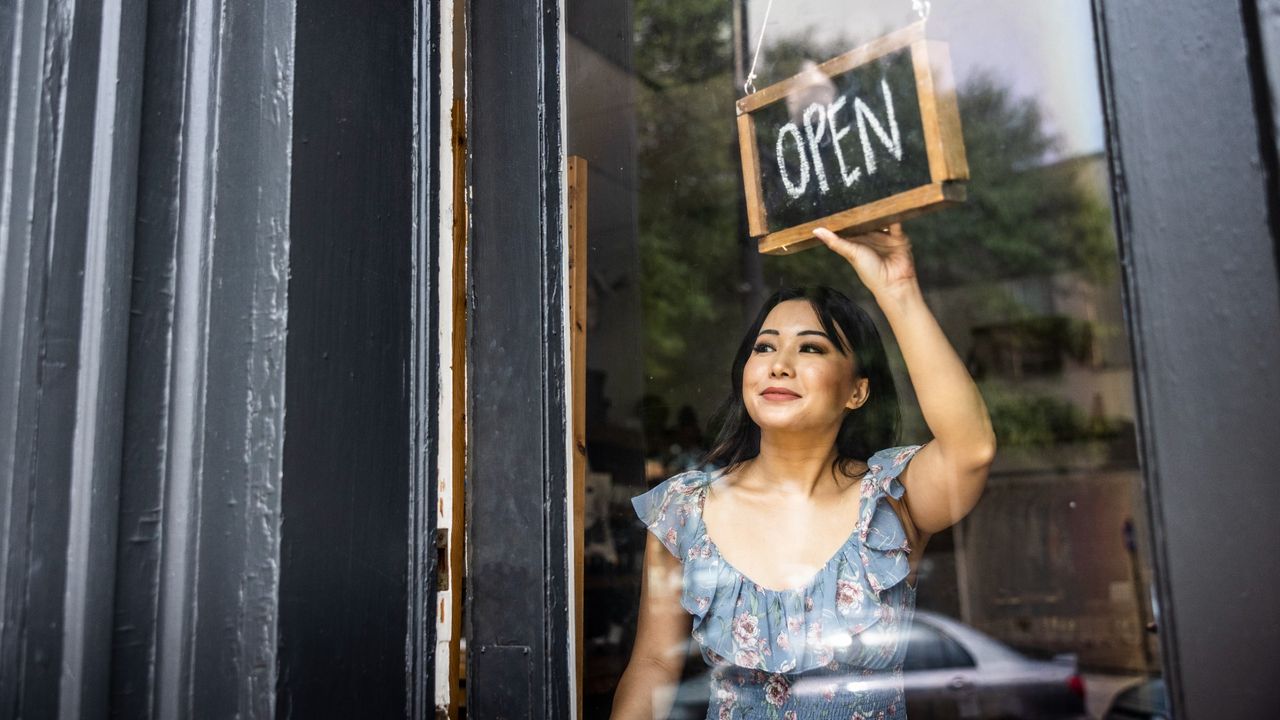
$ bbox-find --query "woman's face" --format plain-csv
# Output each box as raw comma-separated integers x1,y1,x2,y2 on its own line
741,299,867,436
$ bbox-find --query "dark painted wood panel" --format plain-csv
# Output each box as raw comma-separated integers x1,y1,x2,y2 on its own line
279,0,415,716
110,0,192,714
187,0,295,716
1095,2,1280,717
0,0,145,715
111,0,295,715
468,0,571,715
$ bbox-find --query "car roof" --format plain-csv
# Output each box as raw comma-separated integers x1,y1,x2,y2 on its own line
912,610,1032,665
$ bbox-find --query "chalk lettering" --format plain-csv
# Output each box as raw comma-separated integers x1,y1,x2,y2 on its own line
742,40,967,241
826,95,862,187
802,104,832,194
854,79,902,176
776,123,810,199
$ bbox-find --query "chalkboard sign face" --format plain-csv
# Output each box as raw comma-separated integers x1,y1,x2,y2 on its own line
753,47,929,232
737,22,969,254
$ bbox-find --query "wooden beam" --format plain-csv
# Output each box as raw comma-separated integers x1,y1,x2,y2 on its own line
566,155,589,720
448,97,468,720
913,40,969,184
756,182,966,255
736,113,769,236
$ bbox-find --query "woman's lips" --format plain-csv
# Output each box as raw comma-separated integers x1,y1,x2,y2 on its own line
760,387,801,401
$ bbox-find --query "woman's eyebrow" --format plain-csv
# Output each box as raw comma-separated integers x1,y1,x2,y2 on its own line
755,328,831,339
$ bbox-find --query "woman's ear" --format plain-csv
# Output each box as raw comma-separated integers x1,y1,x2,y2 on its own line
845,377,870,411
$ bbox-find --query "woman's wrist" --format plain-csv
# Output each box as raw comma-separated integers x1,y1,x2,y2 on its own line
871,277,926,316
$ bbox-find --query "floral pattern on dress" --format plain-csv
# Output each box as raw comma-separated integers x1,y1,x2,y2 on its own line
632,444,927,719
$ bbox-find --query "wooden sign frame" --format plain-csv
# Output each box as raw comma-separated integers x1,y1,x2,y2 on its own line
736,21,969,255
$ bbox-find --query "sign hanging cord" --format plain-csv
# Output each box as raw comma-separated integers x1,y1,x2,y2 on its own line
742,0,930,96
743,0,776,95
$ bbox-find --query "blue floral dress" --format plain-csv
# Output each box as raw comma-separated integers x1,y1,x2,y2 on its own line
631,445,926,720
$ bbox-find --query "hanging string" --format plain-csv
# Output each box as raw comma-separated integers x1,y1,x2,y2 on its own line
743,0,930,97
743,0,776,95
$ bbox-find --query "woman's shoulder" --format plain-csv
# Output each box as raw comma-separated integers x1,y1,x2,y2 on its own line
637,468,715,502
634,470,714,513
863,443,928,496
858,443,928,591
630,469,714,559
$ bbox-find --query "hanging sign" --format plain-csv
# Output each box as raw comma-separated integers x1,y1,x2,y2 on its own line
736,21,968,255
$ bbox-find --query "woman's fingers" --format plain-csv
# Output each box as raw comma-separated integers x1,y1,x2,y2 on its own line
813,226,885,261
814,225,909,253
812,227,842,245
812,227,857,260
847,224,907,248
813,227,877,285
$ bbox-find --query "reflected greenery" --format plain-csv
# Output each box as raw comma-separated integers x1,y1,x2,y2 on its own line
635,22,1121,445
985,389,1127,447
634,0,733,88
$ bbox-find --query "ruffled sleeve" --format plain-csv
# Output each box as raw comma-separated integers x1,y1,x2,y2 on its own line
858,443,927,593
631,470,712,561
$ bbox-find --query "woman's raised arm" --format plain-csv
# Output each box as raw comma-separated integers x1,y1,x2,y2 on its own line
610,532,693,720
814,225,997,535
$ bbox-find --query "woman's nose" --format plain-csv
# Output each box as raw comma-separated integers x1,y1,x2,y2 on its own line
769,351,794,377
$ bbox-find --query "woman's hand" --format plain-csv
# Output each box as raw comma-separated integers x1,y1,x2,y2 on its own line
812,224,919,300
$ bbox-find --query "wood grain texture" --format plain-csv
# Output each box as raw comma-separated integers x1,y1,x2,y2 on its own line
736,21,926,114
737,113,769,236
756,181,965,255
448,96,468,720
913,40,969,183
567,155,589,720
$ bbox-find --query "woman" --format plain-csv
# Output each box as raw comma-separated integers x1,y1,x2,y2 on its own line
611,226,996,719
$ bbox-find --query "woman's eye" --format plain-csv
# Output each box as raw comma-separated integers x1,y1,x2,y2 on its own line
752,343,774,353
800,343,827,354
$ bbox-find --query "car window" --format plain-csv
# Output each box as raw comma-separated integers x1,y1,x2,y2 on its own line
939,630,977,669
903,621,975,671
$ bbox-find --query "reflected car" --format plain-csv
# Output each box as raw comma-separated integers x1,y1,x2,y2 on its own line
1102,678,1168,720
668,610,1087,719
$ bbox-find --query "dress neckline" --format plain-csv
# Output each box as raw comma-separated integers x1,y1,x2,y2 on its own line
695,474,872,595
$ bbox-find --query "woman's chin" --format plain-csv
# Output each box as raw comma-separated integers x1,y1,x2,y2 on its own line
750,414,839,437
757,425,825,438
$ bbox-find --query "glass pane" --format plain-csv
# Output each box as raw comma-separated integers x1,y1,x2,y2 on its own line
567,1,1164,717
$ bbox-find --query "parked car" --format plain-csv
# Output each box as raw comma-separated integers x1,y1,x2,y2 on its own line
1102,678,1168,720
668,611,1088,719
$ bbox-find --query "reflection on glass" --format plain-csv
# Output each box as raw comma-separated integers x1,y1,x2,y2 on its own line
569,1,1162,717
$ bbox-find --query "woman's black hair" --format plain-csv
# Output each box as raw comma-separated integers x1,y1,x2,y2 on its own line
702,286,901,479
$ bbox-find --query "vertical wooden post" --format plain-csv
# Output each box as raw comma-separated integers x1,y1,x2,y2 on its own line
566,155,588,719
448,97,469,719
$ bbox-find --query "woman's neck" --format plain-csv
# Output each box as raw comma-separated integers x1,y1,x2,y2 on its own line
743,430,844,497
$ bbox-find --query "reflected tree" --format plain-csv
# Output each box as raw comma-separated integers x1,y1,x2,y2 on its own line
635,24,1120,443
633,0,740,397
